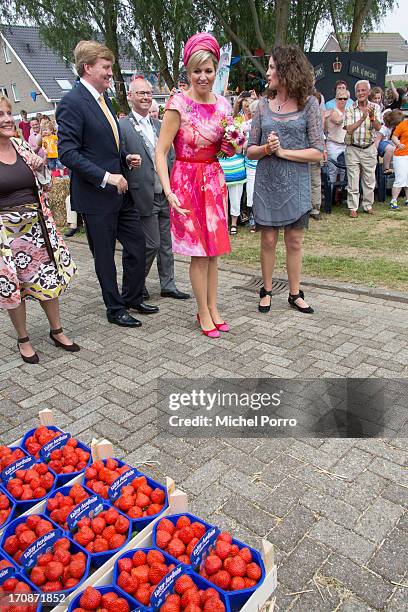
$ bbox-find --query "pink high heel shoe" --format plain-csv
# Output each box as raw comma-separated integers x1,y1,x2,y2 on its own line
214,321,230,332
196,314,220,338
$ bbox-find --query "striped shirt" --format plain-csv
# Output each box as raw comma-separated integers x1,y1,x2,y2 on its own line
343,101,381,146
219,153,246,184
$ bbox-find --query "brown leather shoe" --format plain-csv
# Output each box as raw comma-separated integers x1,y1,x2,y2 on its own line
349,210,358,218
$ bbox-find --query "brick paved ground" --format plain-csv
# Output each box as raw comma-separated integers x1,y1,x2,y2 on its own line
1,239,407,611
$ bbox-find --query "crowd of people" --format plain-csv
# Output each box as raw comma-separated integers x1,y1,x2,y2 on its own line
1,33,408,361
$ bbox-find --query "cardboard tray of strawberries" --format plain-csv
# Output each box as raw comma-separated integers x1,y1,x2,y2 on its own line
0,556,42,612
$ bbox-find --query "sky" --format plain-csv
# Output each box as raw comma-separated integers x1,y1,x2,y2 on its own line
313,3,408,50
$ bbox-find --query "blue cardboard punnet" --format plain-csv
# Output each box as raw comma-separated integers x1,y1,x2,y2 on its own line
0,569,41,612
193,534,266,612
0,458,57,512
0,447,30,486
150,566,231,611
151,512,214,567
113,547,181,611
0,513,61,567
0,485,16,531
68,584,146,612
21,426,91,486
83,459,168,532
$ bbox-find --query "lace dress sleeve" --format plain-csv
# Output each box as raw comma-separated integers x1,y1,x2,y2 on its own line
248,99,263,147
305,96,324,151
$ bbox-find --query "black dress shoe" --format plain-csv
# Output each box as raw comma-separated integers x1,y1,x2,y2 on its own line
127,302,159,315
64,228,78,238
107,311,142,327
161,289,191,299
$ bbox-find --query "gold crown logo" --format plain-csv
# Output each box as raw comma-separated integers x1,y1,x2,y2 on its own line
333,56,342,73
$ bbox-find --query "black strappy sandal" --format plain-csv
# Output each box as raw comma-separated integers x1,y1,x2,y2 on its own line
17,336,39,364
49,328,80,352
288,289,314,314
258,287,272,313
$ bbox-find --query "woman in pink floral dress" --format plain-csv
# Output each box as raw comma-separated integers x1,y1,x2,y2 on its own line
156,33,233,338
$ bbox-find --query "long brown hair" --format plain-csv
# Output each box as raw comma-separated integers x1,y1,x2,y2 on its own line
269,45,314,110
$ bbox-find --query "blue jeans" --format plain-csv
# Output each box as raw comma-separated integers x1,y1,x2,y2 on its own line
47,158,64,170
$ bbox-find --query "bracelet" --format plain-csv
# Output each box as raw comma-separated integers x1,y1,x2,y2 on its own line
264,143,272,156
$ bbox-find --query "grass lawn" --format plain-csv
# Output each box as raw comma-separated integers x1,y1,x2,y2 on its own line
222,199,408,292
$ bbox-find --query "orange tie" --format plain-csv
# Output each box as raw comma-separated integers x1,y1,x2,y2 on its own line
98,94,119,150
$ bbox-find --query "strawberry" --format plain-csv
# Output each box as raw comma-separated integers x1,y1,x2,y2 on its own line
201,587,220,603
101,592,118,608
246,562,262,582
217,532,233,544
132,550,147,566
30,566,46,586
176,516,191,529
117,572,138,594
160,603,180,612
226,555,246,578
157,518,175,535
156,529,172,550
174,575,195,595
213,570,231,590
135,584,151,606
215,540,231,560
150,488,165,504
178,526,194,544
128,506,143,519
132,564,149,583
238,547,252,563
231,576,246,590
104,508,119,525
167,538,185,558
181,587,200,608
118,557,133,573
114,515,129,535
91,516,106,535
244,577,257,588
113,598,130,612
109,533,126,549
80,586,102,610
45,561,64,582
204,599,226,611
146,549,165,565
205,555,222,575
148,562,168,584
69,557,86,579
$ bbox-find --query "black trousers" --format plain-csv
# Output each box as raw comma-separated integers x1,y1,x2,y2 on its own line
83,195,146,316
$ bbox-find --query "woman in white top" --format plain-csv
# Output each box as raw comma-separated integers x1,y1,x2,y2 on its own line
324,90,349,187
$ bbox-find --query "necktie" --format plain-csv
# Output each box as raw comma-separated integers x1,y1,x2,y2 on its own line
98,95,119,150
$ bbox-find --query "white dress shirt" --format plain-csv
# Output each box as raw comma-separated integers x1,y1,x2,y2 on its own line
132,110,156,147
80,78,115,188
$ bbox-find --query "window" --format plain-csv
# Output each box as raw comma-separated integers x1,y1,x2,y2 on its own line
2,44,11,64
0,86,8,97
11,83,20,102
387,65,393,75
405,65,408,74
55,79,72,90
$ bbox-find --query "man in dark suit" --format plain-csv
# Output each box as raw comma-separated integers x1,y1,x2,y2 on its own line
56,41,159,326
119,78,189,300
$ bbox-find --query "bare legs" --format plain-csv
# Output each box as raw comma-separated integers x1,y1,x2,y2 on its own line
383,144,395,172
260,229,278,308
189,256,224,331
8,297,75,358
259,227,310,309
8,302,35,358
40,298,75,346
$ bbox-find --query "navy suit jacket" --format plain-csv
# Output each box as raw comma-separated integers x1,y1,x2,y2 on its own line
56,82,128,214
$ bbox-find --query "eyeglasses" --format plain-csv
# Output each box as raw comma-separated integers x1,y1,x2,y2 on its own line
134,91,153,97
338,98,348,101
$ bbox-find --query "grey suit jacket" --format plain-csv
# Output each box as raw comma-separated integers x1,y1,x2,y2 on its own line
119,114,173,217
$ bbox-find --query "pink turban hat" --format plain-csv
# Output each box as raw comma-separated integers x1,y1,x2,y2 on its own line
183,33,220,67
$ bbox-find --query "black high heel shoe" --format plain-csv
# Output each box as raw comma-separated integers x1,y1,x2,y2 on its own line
49,328,80,352
288,289,314,314
258,287,272,313
17,336,39,364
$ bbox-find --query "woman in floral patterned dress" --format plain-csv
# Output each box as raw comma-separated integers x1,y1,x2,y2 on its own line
156,33,234,338
0,97,78,363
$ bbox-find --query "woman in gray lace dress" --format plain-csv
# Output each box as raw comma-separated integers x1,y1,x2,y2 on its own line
247,46,324,314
